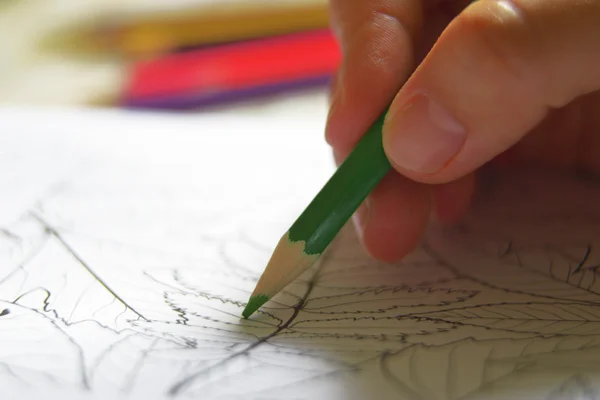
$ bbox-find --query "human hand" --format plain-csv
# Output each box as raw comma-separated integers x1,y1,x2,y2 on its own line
326,0,600,262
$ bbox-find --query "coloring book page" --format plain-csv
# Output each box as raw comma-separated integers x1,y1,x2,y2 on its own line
1,107,599,400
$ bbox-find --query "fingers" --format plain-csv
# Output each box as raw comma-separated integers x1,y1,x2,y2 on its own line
326,0,431,262
382,0,600,184
326,0,424,157
356,172,431,262
432,172,475,223
578,92,600,174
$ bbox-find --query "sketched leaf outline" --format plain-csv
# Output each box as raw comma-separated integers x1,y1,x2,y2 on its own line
152,244,485,396
300,286,479,315
506,243,600,297
407,301,600,336
423,231,600,306
379,336,600,400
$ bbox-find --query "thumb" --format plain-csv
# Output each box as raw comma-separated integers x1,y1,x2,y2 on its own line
382,0,600,184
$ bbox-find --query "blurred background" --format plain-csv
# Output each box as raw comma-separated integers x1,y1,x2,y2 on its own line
0,0,339,111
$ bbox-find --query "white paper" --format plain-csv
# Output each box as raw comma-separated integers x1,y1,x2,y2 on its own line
1,106,599,400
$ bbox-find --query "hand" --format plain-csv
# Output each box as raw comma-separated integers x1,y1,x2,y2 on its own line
326,0,600,262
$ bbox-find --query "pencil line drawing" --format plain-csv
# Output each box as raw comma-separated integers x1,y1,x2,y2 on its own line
1,117,600,400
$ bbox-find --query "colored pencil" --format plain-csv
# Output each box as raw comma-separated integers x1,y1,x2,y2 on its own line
95,1,329,57
241,0,483,319
122,29,340,109
123,75,333,110
242,110,391,318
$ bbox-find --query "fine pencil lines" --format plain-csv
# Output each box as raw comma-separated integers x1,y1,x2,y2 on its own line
2,121,600,400
167,251,331,395
30,213,149,322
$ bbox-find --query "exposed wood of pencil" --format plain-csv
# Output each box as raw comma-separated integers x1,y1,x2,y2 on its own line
242,233,316,318
242,110,390,318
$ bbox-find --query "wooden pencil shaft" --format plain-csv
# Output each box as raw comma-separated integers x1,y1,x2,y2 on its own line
288,110,390,255
242,110,390,318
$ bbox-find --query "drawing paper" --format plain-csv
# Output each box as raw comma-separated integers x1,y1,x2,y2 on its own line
1,106,599,400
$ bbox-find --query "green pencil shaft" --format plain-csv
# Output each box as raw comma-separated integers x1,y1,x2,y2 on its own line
244,1,481,319
288,111,391,254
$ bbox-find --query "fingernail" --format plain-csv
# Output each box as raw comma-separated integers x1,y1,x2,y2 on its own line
333,148,347,167
327,70,344,116
385,93,466,174
325,77,343,147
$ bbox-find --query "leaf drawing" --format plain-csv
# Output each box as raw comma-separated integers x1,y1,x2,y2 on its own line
425,168,600,305
2,112,600,400
414,302,600,335
301,287,477,314
378,336,600,400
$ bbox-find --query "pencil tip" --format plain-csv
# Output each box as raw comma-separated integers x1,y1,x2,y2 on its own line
242,294,270,319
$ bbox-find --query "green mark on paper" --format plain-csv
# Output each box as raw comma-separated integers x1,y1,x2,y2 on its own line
242,294,270,319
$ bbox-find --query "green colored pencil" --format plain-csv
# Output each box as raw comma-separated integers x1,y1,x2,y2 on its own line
242,110,391,318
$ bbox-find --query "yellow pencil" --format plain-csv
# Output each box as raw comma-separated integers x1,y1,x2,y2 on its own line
93,2,330,57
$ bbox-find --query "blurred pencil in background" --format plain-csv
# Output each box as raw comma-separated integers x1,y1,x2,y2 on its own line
94,0,331,57
123,29,340,110
0,0,339,109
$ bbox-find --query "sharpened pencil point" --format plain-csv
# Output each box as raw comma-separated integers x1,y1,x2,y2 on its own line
242,294,270,319
243,111,390,316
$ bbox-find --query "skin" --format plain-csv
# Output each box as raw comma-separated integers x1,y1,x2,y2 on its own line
326,0,600,262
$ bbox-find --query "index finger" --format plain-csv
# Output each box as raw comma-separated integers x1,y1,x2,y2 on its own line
325,0,424,158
